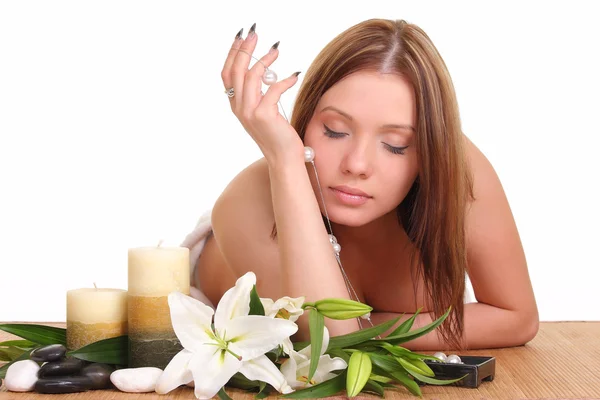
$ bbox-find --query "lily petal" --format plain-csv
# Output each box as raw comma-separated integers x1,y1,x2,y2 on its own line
214,272,256,333
312,355,347,382
155,349,194,394
280,352,306,389
271,296,305,322
168,291,215,352
299,326,330,358
239,354,294,394
225,315,298,361
188,343,243,400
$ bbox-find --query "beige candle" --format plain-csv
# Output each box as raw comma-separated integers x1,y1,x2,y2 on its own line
66,288,128,350
128,245,189,369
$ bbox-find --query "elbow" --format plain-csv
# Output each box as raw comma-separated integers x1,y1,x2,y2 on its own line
515,308,540,346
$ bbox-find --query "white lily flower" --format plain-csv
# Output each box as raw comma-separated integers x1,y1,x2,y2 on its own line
155,272,297,399
280,327,348,389
261,296,305,322
261,296,306,356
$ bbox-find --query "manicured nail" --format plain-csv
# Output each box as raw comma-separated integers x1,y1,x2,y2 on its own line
248,23,256,38
292,71,301,77
235,28,243,40
271,41,280,51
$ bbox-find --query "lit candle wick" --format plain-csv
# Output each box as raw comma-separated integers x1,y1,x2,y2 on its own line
93,282,98,290
157,239,164,248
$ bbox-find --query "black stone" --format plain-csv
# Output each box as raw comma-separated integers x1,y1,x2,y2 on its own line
34,376,94,394
80,363,115,390
38,357,85,378
30,344,67,362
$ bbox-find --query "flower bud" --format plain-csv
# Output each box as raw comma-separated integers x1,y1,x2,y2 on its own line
313,298,373,320
346,351,372,397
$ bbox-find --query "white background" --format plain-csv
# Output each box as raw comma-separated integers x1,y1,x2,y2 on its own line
1,1,598,322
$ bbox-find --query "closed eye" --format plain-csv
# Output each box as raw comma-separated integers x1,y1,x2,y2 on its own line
384,144,409,155
324,124,408,155
323,124,347,138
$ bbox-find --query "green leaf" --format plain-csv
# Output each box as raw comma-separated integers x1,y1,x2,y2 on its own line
346,351,372,397
217,387,233,400
0,346,26,361
379,343,440,362
0,324,67,346
255,382,271,399
363,379,385,397
281,372,346,399
249,285,265,316
387,369,422,396
371,307,451,345
0,340,37,349
406,368,468,385
0,346,41,379
227,373,261,390
368,353,401,373
327,348,350,363
307,309,325,382
328,316,401,350
66,335,127,365
369,354,422,396
396,356,434,377
387,309,420,337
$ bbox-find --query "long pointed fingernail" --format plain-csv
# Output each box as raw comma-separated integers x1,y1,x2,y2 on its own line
292,71,302,77
235,28,243,40
270,41,280,53
248,23,256,38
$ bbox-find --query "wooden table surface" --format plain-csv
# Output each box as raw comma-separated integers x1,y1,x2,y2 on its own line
2,322,600,399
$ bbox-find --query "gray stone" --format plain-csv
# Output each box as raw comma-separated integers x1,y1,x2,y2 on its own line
81,363,115,390
30,344,66,362
34,376,93,394
38,357,85,378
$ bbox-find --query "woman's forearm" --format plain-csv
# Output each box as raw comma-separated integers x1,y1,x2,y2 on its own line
370,302,539,351
267,155,359,339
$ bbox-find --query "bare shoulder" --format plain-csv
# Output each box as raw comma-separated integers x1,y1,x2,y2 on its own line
196,158,281,305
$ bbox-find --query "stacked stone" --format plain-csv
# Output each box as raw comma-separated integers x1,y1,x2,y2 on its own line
4,344,114,393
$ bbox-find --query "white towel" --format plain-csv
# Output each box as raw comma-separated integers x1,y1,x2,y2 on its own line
180,208,476,308
180,208,215,309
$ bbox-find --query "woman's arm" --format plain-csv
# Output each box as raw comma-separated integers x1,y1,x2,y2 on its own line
368,137,539,351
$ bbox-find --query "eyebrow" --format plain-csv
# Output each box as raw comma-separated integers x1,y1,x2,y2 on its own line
320,106,415,132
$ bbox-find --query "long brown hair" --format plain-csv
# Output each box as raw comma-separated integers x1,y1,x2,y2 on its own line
281,19,475,349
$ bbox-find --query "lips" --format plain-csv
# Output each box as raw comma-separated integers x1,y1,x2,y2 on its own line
331,185,371,198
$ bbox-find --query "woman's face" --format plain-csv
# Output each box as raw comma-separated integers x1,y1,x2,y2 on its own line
304,70,419,228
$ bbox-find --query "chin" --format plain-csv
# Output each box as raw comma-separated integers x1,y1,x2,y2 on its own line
325,207,376,228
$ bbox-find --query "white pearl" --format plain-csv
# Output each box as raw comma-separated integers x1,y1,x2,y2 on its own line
433,352,447,362
262,69,278,85
328,234,337,244
446,354,462,364
360,312,371,320
304,146,315,162
332,243,341,254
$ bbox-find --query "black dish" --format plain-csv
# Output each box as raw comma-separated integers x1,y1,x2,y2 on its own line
423,355,496,388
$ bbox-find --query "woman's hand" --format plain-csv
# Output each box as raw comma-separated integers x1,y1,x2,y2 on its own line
221,24,305,165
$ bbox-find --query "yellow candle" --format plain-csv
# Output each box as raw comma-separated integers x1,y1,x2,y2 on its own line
66,288,128,350
127,245,189,368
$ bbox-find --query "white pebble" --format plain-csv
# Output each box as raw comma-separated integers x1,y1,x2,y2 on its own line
110,367,163,393
5,360,40,392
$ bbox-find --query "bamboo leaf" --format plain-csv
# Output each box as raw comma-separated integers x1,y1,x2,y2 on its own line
0,324,66,346
281,372,346,399
249,285,265,316
0,346,26,361
387,309,420,337
66,335,127,365
0,340,37,349
371,307,451,345
0,346,41,379
406,368,468,385
307,309,324,382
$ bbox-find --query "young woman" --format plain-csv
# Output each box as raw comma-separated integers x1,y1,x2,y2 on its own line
184,19,539,351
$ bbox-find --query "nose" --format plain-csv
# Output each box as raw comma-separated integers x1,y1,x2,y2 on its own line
340,138,374,179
